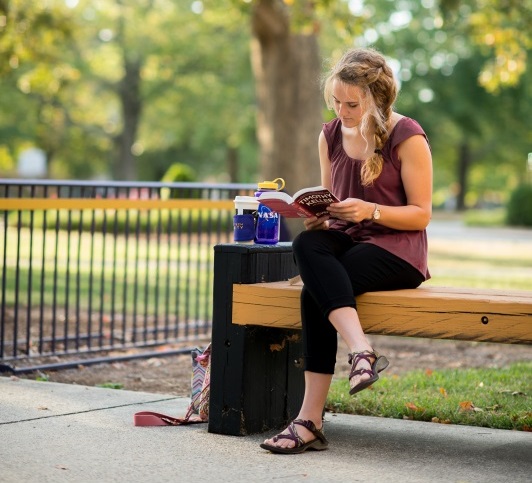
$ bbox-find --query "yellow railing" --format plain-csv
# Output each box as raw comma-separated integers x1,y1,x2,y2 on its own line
0,198,235,211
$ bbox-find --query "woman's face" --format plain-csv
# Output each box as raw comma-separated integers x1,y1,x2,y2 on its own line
331,79,365,129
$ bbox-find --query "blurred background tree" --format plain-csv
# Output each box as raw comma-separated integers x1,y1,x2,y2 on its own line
0,0,256,181
0,0,530,212
346,0,531,210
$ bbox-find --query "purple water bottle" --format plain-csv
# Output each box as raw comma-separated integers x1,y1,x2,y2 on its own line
254,178,284,245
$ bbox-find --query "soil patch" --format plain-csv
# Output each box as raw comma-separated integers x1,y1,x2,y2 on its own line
14,335,531,397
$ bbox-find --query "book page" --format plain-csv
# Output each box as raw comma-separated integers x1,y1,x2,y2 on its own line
292,186,331,199
258,191,294,204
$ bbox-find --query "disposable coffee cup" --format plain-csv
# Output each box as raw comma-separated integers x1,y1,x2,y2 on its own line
233,214,255,244
234,196,258,215
233,197,258,243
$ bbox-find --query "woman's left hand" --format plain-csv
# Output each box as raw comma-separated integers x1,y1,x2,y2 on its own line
327,198,373,223
304,215,330,231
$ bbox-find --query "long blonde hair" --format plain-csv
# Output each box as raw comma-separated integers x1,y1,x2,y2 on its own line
323,48,397,186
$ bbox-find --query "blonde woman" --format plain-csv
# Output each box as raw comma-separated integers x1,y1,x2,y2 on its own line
261,47,433,454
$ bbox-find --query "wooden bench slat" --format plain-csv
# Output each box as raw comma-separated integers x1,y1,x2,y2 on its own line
232,282,532,344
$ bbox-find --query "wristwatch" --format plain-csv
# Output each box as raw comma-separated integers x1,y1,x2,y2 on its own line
371,203,381,221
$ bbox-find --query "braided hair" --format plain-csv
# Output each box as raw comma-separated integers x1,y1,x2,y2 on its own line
323,48,397,186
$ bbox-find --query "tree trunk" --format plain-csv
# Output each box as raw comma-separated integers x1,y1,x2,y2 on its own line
456,140,471,211
113,56,142,181
227,145,239,182
250,0,322,192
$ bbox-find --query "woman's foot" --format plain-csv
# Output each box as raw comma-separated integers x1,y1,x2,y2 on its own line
260,419,329,454
348,350,389,395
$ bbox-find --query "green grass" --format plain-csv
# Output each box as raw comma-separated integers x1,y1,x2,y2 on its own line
326,362,532,431
428,213,532,290
0,226,216,318
463,208,506,227
96,382,124,390
2,262,212,317
10,208,233,234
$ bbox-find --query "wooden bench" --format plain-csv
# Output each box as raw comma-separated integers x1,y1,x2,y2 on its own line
208,243,532,437
233,282,532,344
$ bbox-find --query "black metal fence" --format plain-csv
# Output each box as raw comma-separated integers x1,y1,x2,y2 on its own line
0,179,256,373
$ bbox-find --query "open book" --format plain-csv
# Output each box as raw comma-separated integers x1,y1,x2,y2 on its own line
257,186,340,218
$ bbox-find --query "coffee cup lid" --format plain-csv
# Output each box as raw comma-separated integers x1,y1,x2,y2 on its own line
234,196,258,204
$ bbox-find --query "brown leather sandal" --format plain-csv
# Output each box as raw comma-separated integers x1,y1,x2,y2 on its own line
348,350,389,395
259,419,329,454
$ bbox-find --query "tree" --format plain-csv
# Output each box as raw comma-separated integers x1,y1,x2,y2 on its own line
218,0,531,198
0,0,83,175
0,0,256,181
332,0,530,210
401,0,531,208
228,0,362,190
249,0,321,189
1,0,528,195
440,0,532,93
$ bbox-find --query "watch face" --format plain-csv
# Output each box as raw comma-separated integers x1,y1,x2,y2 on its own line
373,209,381,220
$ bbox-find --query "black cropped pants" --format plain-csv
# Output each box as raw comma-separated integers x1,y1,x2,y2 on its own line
292,229,425,374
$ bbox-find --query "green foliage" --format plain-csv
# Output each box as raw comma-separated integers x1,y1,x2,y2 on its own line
96,382,124,390
506,184,532,227
465,0,531,93
463,208,506,227
0,0,529,199
0,0,257,182
327,362,532,431
0,145,14,172
161,163,196,183
436,0,531,92
318,0,531,208
427,212,532,290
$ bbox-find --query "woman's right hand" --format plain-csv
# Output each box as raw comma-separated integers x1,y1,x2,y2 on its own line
304,216,330,231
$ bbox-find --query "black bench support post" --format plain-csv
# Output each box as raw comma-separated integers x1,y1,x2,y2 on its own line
208,243,303,436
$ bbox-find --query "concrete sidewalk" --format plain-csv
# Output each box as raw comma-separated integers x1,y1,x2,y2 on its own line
1,377,530,483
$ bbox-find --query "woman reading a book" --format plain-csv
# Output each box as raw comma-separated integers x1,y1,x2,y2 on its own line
261,47,432,454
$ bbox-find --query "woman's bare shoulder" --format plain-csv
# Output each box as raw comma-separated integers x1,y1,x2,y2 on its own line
390,112,405,131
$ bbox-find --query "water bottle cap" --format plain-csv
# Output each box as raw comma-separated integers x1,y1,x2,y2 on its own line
257,178,285,191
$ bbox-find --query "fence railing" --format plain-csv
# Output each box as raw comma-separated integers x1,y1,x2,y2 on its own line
0,179,256,373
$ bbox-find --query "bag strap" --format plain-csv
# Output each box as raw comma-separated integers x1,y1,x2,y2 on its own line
133,382,210,426
133,410,205,426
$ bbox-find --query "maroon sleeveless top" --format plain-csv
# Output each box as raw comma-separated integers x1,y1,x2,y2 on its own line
323,116,430,279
